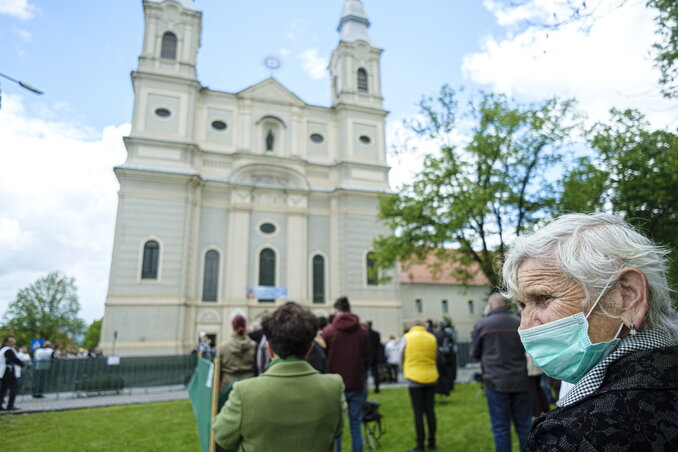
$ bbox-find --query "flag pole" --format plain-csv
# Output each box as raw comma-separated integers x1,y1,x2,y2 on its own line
209,357,220,452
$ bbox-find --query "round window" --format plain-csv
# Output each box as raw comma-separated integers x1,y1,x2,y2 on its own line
310,133,324,144
155,108,171,118
259,223,276,234
359,135,371,145
211,120,227,131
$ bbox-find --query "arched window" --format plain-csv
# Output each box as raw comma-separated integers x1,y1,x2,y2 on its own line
357,68,368,93
468,299,475,314
366,251,378,286
312,255,325,304
415,298,423,314
258,248,276,302
161,32,177,59
141,240,160,279
202,250,220,302
442,299,449,314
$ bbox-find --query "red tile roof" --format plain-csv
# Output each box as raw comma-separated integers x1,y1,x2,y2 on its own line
398,253,490,286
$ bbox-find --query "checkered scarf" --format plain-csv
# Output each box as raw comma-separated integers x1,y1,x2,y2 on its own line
557,329,675,407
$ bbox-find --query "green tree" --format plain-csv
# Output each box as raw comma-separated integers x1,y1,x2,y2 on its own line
372,87,580,288
555,156,609,214
82,318,102,350
586,108,678,286
647,0,677,97
2,271,86,343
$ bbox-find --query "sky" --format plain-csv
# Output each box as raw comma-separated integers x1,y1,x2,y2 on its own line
0,0,675,324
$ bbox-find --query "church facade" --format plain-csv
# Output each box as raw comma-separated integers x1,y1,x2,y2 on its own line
100,0,404,356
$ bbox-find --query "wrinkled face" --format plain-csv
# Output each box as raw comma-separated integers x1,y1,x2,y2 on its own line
515,258,621,343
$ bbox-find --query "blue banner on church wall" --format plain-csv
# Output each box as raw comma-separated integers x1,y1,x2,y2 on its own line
246,286,288,300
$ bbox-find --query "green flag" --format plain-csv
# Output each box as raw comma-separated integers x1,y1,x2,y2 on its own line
188,357,215,452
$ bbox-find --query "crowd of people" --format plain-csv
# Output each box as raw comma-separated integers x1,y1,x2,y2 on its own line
3,213,676,452
206,213,678,452
0,339,105,410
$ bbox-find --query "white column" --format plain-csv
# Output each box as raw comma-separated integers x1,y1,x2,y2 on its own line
226,190,251,302
286,195,308,302
329,195,341,298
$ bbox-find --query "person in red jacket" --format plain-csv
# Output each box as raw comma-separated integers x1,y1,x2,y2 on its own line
322,296,369,452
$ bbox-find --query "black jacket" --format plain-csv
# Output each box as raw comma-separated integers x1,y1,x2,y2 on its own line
471,307,527,392
368,327,384,365
526,346,678,451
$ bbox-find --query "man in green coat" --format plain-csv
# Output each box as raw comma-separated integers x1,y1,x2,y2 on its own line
213,303,346,451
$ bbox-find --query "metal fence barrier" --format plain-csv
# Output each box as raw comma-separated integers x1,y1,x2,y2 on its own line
17,354,197,397
14,344,474,398
456,342,475,368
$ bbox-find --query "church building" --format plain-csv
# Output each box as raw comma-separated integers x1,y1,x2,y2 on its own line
100,0,404,356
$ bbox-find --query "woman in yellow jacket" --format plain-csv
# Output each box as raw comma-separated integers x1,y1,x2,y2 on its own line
403,323,439,452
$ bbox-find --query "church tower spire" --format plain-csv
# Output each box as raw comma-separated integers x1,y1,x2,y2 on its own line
337,0,373,46
329,0,383,108
137,0,201,80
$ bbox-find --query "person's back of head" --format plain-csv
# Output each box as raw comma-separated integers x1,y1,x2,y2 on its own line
317,316,328,330
488,292,509,311
262,304,318,359
334,296,351,313
231,314,247,335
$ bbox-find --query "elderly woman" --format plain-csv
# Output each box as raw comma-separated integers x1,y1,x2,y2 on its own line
503,213,678,451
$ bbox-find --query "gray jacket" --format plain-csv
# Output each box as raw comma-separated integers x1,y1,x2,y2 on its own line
471,307,528,393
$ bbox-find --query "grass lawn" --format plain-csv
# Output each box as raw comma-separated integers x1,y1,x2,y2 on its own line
2,383,520,451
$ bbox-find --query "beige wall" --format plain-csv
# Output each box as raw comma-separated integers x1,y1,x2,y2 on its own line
399,283,491,341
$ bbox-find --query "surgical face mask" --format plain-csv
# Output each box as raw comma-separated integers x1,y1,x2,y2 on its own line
518,275,623,384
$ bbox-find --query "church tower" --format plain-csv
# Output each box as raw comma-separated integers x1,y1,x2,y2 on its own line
137,0,201,79
329,0,384,109
101,0,401,357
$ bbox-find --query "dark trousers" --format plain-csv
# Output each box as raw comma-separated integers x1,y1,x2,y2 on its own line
384,363,398,382
408,385,436,449
0,375,18,409
371,363,381,391
485,388,532,452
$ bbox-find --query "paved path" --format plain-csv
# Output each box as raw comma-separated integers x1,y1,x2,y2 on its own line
1,364,481,414
3,385,188,414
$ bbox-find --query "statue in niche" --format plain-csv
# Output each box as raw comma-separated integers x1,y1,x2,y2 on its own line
266,130,274,151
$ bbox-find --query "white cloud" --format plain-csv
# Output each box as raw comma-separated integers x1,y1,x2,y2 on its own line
12,25,31,42
0,218,33,251
0,0,36,20
297,49,328,80
0,95,128,323
464,0,676,128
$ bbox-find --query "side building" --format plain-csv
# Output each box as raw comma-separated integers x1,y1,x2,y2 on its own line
100,0,401,356
399,256,491,341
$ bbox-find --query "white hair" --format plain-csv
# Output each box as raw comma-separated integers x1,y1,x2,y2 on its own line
502,213,677,341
